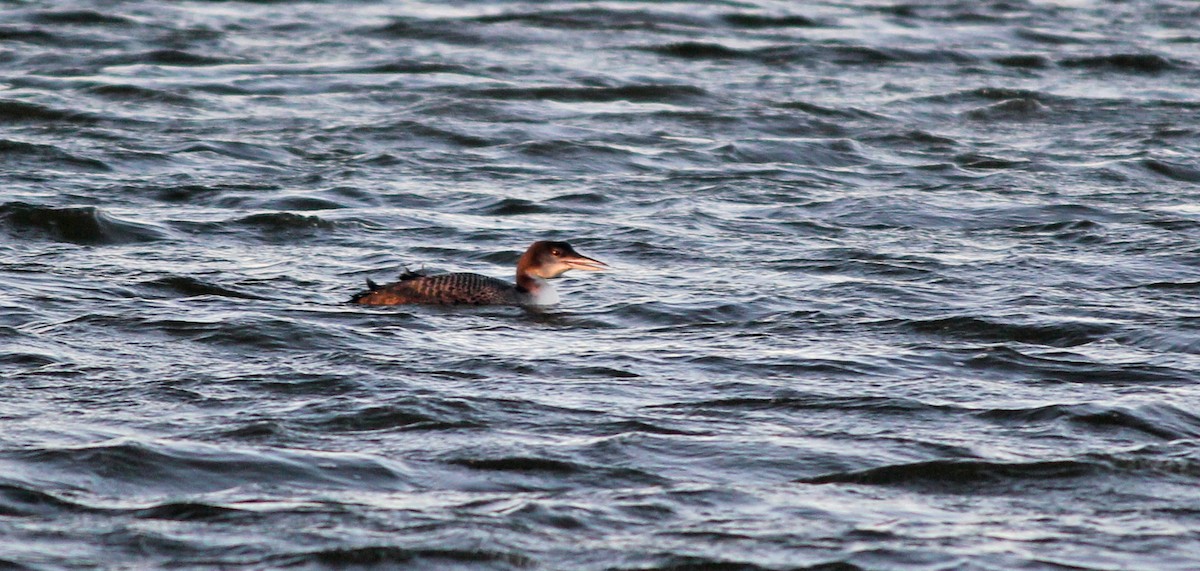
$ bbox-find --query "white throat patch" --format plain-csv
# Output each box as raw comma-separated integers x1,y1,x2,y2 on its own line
530,277,559,305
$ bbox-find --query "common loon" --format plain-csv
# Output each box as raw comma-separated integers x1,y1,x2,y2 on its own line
350,241,607,306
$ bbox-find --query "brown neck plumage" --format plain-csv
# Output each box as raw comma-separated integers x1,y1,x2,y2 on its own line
515,249,541,293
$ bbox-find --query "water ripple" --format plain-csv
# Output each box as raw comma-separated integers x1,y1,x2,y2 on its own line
3,0,1200,568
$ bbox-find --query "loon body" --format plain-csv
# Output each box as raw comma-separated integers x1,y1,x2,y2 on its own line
350,241,606,306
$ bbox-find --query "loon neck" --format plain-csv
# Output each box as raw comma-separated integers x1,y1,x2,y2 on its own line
516,271,540,294
516,272,558,305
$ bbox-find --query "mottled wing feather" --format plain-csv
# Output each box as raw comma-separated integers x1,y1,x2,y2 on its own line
351,273,524,305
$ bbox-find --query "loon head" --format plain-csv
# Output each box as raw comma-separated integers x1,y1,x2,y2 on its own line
518,240,608,280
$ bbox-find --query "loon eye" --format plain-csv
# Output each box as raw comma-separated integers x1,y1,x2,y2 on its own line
550,249,562,256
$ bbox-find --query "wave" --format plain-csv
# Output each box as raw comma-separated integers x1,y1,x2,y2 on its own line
366,18,522,47
272,546,535,568
11,439,409,494
1142,159,1200,183
449,8,820,34
169,212,339,237
642,41,748,60
0,139,111,170
640,42,974,66
1117,280,1200,292
961,346,1188,385
721,13,820,29
173,140,289,164
351,60,474,75
0,202,166,245
148,182,280,204
28,10,136,26
0,350,62,368
964,98,1049,120
979,402,1200,440
804,442,1200,491
499,139,653,173
151,314,334,350
468,84,706,104
462,196,550,216
0,26,59,44
134,501,242,522
901,315,1112,347
445,453,666,487
297,403,480,433
139,275,266,300
546,191,611,206
800,458,1096,488
1060,53,1180,73
470,7,704,30
449,456,580,474
1014,27,1091,45
774,100,886,120
915,86,1055,104
95,49,244,67
255,195,348,211
992,54,1050,68
0,99,98,124
649,393,954,417
0,481,84,517
84,84,197,106
611,299,771,327
609,556,800,571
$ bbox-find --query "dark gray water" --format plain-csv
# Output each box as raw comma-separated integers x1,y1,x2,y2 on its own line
3,1,1200,569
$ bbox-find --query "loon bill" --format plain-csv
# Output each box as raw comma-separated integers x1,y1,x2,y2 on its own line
350,240,607,306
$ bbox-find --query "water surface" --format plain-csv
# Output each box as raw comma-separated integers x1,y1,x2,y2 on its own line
2,1,1200,569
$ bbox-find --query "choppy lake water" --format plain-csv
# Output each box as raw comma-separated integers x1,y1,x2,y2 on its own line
3,1,1200,569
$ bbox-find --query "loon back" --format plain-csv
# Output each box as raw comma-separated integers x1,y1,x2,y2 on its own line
350,272,526,306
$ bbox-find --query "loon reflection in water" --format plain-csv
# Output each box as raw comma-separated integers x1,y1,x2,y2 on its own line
350,241,607,306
